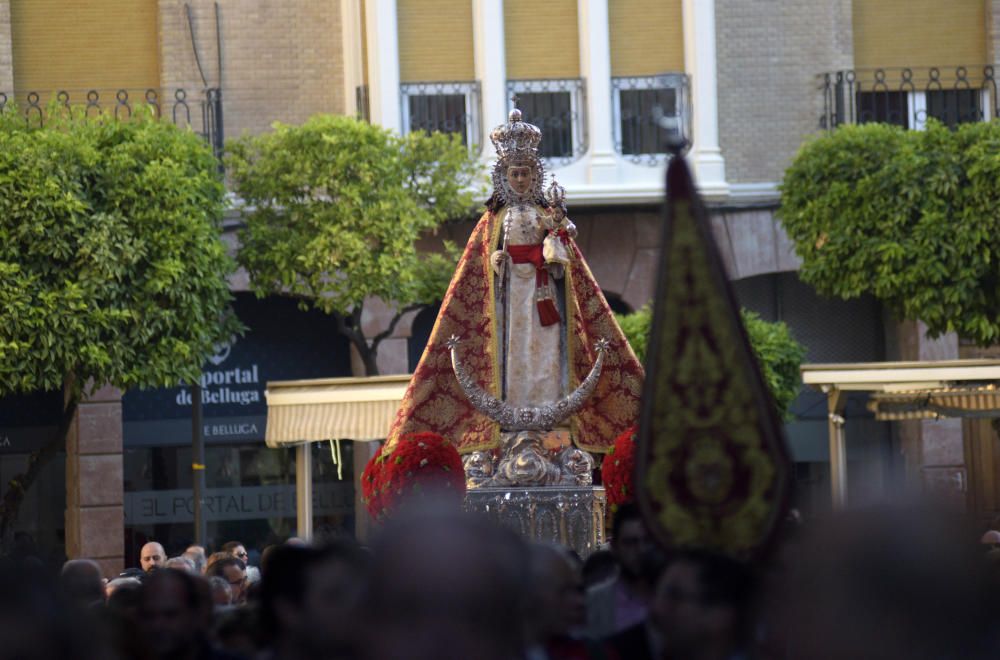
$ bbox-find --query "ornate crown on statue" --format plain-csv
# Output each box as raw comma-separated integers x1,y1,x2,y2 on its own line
490,108,542,162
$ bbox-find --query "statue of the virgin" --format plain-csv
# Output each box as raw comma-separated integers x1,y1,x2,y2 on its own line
385,108,644,485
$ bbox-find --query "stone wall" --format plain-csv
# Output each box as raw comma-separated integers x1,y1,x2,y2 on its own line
158,0,347,141
715,0,853,184
0,1,12,92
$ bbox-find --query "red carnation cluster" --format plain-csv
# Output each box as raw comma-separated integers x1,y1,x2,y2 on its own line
361,432,465,521
361,444,389,519
601,425,638,508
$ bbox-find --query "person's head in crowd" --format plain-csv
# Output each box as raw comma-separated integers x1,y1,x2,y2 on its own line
285,537,307,547
365,509,529,660
165,556,196,573
105,577,142,603
138,568,211,659
0,564,105,660
221,541,249,563
208,576,233,607
651,550,756,660
259,542,368,658
139,542,167,574
182,545,207,574
213,605,259,658
204,551,229,575
259,544,279,578
611,503,651,582
526,543,587,644
59,559,104,609
581,549,618,588
778,506,1000,659
208,556,248,605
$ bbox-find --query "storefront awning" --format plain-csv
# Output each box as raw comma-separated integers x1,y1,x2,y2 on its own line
802,359,1000,421
264,375,411,447
800,359,1000,509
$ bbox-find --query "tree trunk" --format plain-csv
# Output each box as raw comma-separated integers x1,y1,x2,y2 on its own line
0,392,79,549
355,339,380,376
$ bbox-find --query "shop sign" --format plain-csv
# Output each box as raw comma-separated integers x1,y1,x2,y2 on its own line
124,483,354,525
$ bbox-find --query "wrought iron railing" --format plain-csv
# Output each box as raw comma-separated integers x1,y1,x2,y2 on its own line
399,81,482,152
506,78,587,167
819,66,999,130
612,73,690,166
0,87,225,159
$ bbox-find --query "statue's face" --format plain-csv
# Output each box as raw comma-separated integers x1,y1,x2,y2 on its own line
506,164,534,195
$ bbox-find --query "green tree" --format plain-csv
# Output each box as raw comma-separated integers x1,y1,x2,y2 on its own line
226,114,483,375
0,108,239,543
616,306,806,419
778,120,1000,345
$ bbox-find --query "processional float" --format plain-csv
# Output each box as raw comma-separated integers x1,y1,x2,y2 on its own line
374,104,790,559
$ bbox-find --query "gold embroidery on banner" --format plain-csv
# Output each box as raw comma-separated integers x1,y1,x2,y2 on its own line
644,200,778,555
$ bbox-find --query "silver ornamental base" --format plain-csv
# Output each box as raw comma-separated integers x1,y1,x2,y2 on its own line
464,486,607,558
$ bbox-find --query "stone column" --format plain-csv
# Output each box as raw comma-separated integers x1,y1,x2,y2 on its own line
682,0,728,197
578,0,618,183
473,0,506,163
364,0,401,132
895,321,967,509
65,385,124,578
341,0,366,116
0,0,13,92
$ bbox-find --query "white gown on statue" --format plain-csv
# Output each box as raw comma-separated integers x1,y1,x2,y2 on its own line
501,204,565,408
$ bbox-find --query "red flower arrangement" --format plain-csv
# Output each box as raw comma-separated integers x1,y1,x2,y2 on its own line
380,432,466,515
601,425,638,507
361,444,389,519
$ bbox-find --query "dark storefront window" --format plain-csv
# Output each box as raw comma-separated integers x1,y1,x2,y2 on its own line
122,294,354,566
0,389,66,563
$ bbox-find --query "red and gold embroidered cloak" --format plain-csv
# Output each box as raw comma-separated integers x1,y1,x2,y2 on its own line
385,208,645,454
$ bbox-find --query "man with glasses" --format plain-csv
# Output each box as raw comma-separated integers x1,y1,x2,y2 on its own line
222,540,260,584
208,557,248,606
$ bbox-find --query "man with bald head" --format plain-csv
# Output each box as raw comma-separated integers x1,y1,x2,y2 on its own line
140,542,167,574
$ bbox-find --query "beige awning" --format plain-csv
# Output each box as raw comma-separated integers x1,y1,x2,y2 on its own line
802,359,1000,421
264,375,411,447
800,359,1000,510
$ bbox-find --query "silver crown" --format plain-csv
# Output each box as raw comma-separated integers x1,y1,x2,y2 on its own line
490,108,542,161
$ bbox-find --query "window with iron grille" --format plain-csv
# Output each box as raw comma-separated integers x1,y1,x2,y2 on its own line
612,74,688,164
856,91,908,128
821,67,995,131
400,82,481,149
926,89,982,128
506,79,586,166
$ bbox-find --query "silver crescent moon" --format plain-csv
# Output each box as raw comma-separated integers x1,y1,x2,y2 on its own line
447,335,609,431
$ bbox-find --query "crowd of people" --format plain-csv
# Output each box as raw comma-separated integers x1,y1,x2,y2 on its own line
2,502,1000,660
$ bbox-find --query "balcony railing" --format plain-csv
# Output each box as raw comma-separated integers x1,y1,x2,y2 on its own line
820,66,999,130
0,87,225,159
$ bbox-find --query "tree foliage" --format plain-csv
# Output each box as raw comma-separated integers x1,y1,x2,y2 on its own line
226,114,483,375
779,120,1000,345
0,107,238,539
615,306,806,419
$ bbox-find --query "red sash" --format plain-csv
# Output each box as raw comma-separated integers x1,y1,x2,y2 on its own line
507,244,560,326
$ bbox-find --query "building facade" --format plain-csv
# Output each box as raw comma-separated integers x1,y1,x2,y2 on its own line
0,0,997,570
